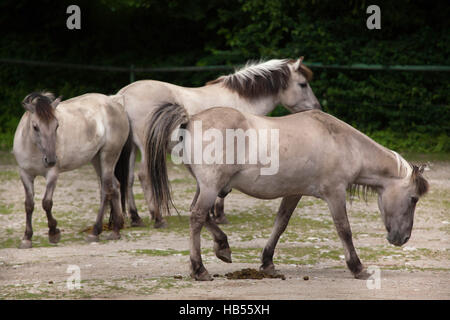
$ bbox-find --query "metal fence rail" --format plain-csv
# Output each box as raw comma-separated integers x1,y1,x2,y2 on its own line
1,58,450,83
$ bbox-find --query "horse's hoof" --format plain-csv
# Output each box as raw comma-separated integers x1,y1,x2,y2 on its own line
215,247,232,263
154,219,168,229
192,270,213,281
48,229,61,244
259,264,276,276
214,216,229,225
354,268,371,280
131,218,145,228
85,234,99,243
19,240,32,249
106,232,121,241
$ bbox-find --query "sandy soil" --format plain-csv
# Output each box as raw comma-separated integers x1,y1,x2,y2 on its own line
0,153,448,300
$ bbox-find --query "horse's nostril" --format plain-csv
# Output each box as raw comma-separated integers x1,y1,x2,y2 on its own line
403,236,410,244
44,156,56,167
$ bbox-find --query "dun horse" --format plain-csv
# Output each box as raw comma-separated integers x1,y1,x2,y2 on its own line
13,92,132,248
146,105,429,280
118,57,320,228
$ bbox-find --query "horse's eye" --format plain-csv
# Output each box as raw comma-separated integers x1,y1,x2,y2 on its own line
411,196,419,204
298,82,307,88
33,125,39,132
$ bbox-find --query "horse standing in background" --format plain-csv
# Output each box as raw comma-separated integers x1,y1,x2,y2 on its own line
118,57,321,228
145,105,429,280
13,92,132,248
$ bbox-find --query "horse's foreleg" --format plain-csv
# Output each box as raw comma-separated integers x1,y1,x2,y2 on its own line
43,169,60,244
260,195,301,274
325,189,369,279
205,213,231,263
190,189,217,281
19,170,35,249
138,162,167,228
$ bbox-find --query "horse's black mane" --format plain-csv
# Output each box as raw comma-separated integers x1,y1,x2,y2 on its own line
347,183,377,203
206,59,313,100
23,92,56,123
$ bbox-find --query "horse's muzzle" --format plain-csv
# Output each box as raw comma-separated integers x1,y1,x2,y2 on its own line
387,232,410,247
43,156,57,168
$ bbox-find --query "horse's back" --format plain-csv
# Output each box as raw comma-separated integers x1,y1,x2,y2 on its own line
59,93,123,113
56,93,128,171
189,108,365,198
118,80,176,105
190,107,251,131
117,80,178,145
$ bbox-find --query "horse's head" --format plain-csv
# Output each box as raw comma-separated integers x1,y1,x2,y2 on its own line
278,57,321,112
378,164,429,246
22,92,61,168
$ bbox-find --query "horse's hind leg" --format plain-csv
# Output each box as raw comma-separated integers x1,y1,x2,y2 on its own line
107,175,124,240
19,170,35,249
260,195,301,274
190,184,200,212
88,154,123,242
190,188,218,281
138,160,167,228
87,156,107,242
212,197,229,224
127,144,144,227
43,168,61,244
205,214,232,263
324,188,369,279
101,151,124,240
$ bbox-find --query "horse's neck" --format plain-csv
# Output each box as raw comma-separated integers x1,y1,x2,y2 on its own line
354,138,405,188
180,83,277,116
13,114,39,163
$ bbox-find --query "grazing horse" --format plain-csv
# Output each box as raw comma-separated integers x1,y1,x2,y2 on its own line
145,105,429,280
13,92,131,248
117,57,321,228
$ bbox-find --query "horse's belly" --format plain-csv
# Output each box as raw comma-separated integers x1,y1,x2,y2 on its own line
230,171,320,199
57,134,104,171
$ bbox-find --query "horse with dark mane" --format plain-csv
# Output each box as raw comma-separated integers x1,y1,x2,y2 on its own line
117,57,320,228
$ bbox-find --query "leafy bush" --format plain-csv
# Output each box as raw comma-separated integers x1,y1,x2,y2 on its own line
0,0,448,153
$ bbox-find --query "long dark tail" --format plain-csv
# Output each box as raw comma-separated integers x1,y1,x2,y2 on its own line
115,116,133,215
145,103,189,216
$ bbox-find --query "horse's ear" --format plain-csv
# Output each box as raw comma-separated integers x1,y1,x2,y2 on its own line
293,56,305,71
22,102,35,113
51,96,62,109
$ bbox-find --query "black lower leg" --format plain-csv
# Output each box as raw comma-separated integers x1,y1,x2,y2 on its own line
24,198,34,241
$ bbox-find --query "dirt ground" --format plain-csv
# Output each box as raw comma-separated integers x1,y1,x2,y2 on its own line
0,152,448,300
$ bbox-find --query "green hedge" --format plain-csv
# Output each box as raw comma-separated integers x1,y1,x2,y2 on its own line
0,0,448,152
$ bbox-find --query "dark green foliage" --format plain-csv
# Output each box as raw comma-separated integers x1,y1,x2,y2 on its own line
0,0,448,152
